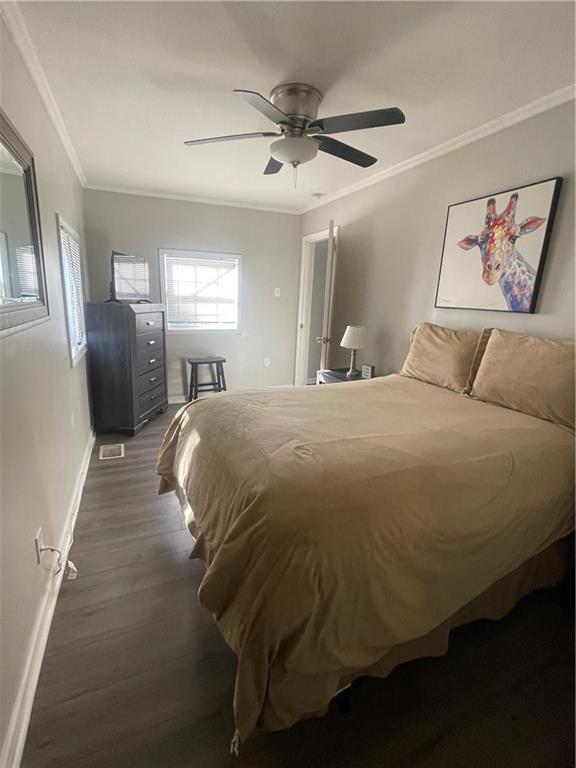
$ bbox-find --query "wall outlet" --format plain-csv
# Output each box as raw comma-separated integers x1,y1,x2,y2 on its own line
274,287,281,298
34,528,44,565
264,357,271,368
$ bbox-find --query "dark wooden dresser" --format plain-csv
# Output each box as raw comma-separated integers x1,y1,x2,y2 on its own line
86,302,168,435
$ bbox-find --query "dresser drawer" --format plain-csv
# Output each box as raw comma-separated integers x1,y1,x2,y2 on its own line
136,347,164,374
135,312,164,335
137,369,165,395
136,330,164,353
138,383,166,416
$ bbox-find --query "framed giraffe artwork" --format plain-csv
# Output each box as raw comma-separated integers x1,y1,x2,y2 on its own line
435,177,562,314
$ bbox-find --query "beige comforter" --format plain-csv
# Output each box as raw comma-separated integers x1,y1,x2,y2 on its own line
156,374,574,740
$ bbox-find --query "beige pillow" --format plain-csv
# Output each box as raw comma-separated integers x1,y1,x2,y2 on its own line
401,322,489,394
471,329,575,431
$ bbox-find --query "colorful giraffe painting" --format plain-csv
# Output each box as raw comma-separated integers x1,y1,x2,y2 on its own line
457,193,546,312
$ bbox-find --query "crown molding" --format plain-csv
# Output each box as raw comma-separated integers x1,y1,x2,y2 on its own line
299,84,575,215
85,184,299,216
0,2,87,186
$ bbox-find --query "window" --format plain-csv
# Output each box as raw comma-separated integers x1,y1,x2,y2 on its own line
57,216,86,365
160,248,239,331
15,245,39,299
113,254,150,302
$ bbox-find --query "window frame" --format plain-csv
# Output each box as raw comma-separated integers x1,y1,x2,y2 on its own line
57,214,87,367
158,247,242,334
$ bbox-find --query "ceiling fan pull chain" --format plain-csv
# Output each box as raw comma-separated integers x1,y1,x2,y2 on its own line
293,163,298,189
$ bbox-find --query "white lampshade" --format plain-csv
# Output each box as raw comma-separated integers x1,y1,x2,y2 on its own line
340,325,367,350
270,136,319,166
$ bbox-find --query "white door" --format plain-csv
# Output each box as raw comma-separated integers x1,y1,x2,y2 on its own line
294,221,338,385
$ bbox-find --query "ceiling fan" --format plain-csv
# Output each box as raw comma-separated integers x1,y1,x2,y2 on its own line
184,83,405,175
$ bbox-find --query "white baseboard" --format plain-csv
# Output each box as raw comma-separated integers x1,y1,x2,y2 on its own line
0,431,95,768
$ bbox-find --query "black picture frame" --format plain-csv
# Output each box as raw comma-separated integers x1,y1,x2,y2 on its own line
434,177,562,314
0,107,49,334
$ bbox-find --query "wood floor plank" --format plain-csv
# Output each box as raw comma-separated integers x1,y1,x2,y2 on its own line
70,510,183,554
55,549,197,613
45,575,206,653
24,651,236,768
33,606,228,710
68,527,193,577
76,497,181,532
65,712,233,768
22,408,574,768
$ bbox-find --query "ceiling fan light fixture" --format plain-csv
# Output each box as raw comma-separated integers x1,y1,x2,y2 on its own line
270,136,319,167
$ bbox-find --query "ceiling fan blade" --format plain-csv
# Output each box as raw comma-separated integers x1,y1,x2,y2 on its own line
184,131,279,146
263,157,283,175
234,90,290,125
314,136,377,167
308,107,405,135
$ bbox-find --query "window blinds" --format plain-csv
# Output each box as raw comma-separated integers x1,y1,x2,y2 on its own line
15,245,39,299
162,251,239,330
59,222,86,362
114,255,150,302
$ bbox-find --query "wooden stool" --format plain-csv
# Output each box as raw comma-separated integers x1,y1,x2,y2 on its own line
187,356,227,401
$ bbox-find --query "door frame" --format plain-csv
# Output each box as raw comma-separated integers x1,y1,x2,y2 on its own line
294,223,339,385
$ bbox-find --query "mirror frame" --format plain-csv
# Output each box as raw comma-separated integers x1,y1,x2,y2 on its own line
0,107,49,336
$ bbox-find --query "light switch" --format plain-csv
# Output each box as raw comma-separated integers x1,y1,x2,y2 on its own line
274,288,281,298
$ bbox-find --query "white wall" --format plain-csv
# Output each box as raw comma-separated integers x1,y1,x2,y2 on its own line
302,102,575,374
84,189,301,399
0,15,93,758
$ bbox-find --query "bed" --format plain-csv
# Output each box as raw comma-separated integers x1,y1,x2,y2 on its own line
156,326,575,746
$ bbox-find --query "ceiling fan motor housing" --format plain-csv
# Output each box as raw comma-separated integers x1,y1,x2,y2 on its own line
270,83,323,131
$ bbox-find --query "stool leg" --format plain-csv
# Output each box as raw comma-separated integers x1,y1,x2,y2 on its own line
210,363,218,393
188,363,193,402
192,364,199,401
218,362,227,392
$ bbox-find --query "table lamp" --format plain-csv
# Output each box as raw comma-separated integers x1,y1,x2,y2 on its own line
340,325,367,379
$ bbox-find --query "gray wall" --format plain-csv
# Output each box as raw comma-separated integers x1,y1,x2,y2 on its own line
84,189,301,398
0,16,92,750
302,102,575,374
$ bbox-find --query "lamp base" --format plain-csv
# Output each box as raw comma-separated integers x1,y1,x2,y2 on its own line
346,348,359,379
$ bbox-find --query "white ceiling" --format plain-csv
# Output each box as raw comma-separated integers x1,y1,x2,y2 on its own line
16,1,576,212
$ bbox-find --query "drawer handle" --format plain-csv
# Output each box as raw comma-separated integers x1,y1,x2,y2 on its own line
149,358,157,364
149,376,157,383
146,320,155,326
147,339,156,346
150,394,157,401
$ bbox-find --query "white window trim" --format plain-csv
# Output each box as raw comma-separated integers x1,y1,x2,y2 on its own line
158,247,242,334
57,214,87,367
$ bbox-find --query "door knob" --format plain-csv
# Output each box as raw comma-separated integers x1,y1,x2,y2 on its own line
315,336,330,344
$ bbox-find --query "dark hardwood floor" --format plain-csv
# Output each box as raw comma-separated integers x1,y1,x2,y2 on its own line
23,407,574,768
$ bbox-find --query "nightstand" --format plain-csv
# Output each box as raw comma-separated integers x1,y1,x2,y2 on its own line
316,368,363,384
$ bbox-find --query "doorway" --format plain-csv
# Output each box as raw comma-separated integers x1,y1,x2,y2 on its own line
294,222,338,386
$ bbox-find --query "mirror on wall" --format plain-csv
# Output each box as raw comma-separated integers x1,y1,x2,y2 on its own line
0,108,48,335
